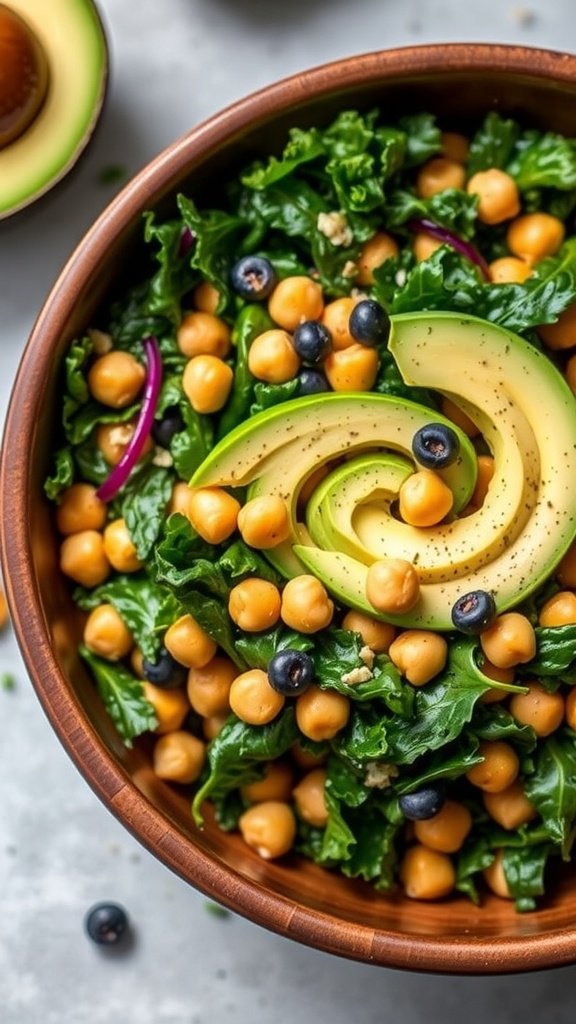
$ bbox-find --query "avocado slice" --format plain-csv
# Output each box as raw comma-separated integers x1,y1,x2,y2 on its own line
191,391,478,577
305,452,414,565
0,0,107,218
296,312,576,628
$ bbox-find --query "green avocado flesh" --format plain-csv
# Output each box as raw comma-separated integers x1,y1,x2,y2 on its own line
192,390,478,579
192,311,576,630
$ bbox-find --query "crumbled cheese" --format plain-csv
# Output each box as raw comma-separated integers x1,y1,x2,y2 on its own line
317,211,354,247
88,328,113,355
341,665,373,686
395,269,408,287
350,287,368,299
107,424,134,447
364,762,399,789
341,260,358,279
359,645,375,670
152,447,174,468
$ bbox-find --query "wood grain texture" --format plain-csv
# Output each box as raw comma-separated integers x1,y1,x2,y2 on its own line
2,44,576,973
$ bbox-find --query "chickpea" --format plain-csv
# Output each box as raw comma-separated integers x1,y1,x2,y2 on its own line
187,655,237,717
365,558,420,616
188,487,240,544
238,801,296,859
566,687,576,731
539,590,576,627
320,296,358,350
471,455,495,509
416,157,466,199
488,256,532,284
247,329,300,384
177,311,230,358
237,495,290,550
507,212,565,263
95,419,153,466
413,800,472,853
56,483,107,535
479,657,514,704
539,304,576,351
169,481,196,520
268,275,324,331
466,169,521,225
466,740,520,793
291,741,328,769
280,575,334,633
388,630,448,686
483,849,512,899
483,780,537,831
557,543,576,590
229,668,285,725
480,612,536,669
292,768,328,828
440,396,480,438
228,578,282,632
193,280,220,315
202,713,229,740
241,761,294,803
413,233,443,262
356,233,399,286
60,530,110,587
103,518,143,573
566,353,576,392
153,731,206,784
296,685,350,741
131,647,145,678
399,844,455,900
341,610,396,653
509,681,565,738
164,613,217,669
83,603,133,661
441,131,470,163
399,469,453,527
324,343,379,392
142,681,190,734
182,355,233,414
88,350,146,408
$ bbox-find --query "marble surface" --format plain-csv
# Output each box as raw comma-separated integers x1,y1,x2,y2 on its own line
2,1,576,1021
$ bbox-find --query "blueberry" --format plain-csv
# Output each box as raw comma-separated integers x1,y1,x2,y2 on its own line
399,783,446,821
268,649,315,696
412,423,460,469
142,648,187,689
292,320,332,364
297,368,331,395
151,406,185,448
349,299,391,346
230,255,277,301
85,902,129,945
451,590,497,635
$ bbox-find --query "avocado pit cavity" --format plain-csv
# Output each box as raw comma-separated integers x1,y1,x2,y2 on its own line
0,4,49,149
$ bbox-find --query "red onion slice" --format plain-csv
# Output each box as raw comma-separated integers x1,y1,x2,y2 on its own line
408,217,491,281
96,336,163,503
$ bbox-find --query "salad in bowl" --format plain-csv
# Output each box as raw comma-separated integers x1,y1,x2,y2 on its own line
44,104,576,913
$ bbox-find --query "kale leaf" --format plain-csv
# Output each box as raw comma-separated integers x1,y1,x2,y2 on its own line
79,645,157,745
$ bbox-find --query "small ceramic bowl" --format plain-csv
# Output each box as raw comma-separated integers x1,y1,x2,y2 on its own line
3,44,576,974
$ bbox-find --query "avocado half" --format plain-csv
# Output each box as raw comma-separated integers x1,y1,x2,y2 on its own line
0,0,108,219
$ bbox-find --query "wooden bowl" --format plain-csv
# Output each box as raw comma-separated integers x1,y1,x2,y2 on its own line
3,44,576,974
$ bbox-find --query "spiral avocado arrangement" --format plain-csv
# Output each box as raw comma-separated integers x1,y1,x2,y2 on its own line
192,311,576,630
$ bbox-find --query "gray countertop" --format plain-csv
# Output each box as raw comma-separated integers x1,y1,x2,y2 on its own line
2,2,576,1021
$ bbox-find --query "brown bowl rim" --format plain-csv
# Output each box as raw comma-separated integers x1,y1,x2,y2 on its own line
3,42,576,974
